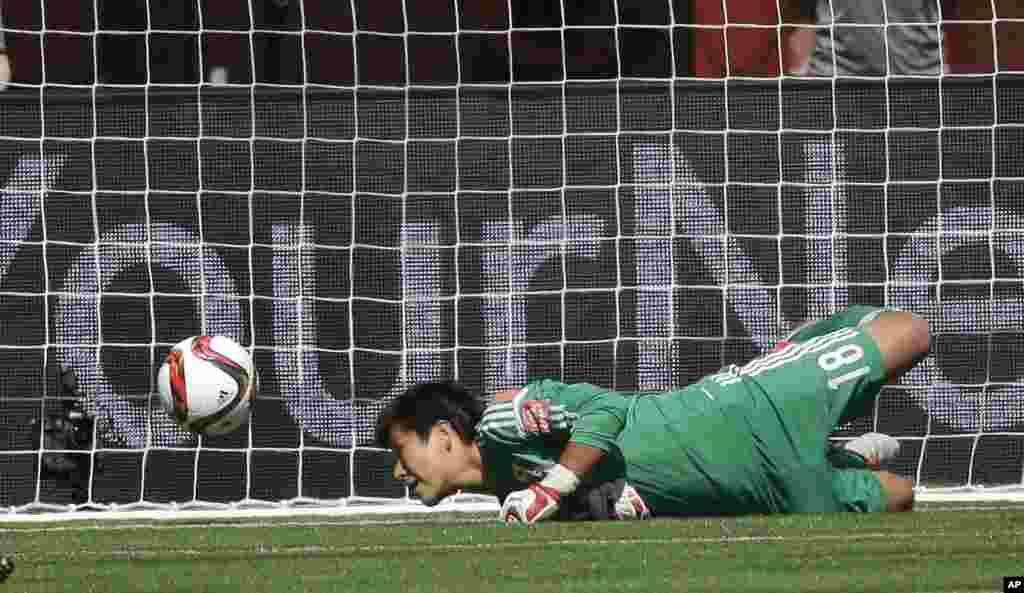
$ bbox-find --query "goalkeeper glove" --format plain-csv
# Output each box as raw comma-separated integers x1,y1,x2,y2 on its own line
500,483,562,524
500,464,580,524
563,479,651,521
613,482,651,520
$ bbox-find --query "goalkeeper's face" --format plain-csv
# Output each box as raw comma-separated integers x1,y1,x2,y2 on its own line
388,422,469,506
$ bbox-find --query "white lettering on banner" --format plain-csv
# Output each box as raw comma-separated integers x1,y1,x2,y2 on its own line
55,223,242,447
401,223,450,385
479,221,514,394
632,143,778,392
270,223,356,448
803,138,850,319
889,207,1024,431
1,140,1023,438
632,144,676,390
269,222,448,448
631,140,1024,432
0,157,65,281
479,217,603,394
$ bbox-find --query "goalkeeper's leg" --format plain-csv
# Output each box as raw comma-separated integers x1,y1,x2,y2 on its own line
833,309,926,512
828,432,900,470
804,308,928,512
827,433,914,511
771,304,930,423
876,471,915,511
746,305,927,513
771,305,896,352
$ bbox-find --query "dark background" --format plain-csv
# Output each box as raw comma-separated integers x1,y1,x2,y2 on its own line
0,1,691,87
0,78,1022,508
0,1,1022,510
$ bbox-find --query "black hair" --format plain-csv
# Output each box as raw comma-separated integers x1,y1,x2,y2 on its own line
374,381,486,448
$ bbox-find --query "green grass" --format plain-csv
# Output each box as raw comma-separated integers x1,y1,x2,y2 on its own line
2,504,1020,593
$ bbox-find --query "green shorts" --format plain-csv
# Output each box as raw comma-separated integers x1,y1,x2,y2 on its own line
715,324,889,513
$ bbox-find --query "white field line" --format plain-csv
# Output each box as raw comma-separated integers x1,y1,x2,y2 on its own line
0,515,497,533
10,528,1023,560
2,503,1024,533
0,501,500,525
2,491,1021,525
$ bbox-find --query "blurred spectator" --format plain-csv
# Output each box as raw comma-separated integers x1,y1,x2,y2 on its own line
692,0,798,77
204,0,301,85
96,1,147,84
0,2,10,90
784,0,945,76
944,1,1024,74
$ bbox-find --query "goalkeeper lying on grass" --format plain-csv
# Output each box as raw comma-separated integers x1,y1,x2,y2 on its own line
375,305,928,523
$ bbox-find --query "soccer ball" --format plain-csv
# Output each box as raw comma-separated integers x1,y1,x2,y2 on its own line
157,336,258,436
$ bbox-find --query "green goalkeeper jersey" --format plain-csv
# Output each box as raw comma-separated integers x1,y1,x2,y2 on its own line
476,321,890,517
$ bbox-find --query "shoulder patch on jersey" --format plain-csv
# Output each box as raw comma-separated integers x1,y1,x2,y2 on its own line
511,388,562,435
518,399,552,434
479,386,572,439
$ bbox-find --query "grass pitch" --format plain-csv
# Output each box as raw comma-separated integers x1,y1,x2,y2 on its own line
2,503,1020,593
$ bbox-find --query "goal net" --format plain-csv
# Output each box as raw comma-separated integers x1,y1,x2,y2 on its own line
1,0,1023,517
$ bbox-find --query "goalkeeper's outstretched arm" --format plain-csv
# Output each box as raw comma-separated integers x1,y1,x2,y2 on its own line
497,385,630,523
490,384,626,480
499,441,608,524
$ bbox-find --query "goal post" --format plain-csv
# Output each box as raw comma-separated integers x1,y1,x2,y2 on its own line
2,1,1024,520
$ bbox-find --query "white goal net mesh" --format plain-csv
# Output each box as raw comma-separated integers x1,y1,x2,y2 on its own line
1,0,1024,515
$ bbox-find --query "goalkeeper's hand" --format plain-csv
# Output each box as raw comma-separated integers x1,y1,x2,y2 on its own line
501,464,580,524
500,483,562,524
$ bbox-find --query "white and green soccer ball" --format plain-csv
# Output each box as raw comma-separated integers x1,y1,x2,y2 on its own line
157,335,258,436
